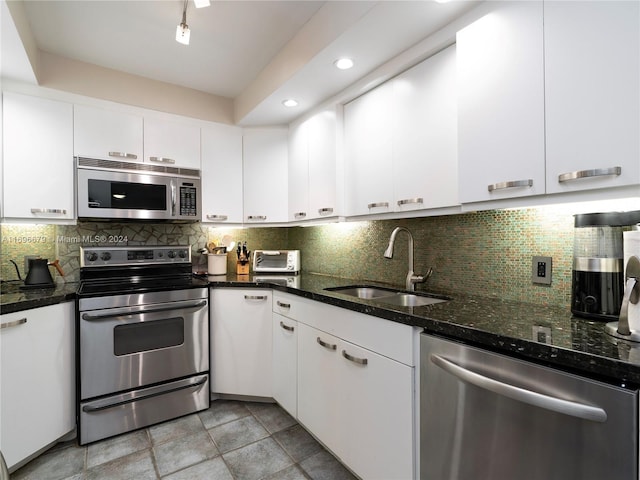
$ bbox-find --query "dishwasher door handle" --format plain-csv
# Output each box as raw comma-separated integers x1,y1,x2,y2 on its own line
430,354,608,423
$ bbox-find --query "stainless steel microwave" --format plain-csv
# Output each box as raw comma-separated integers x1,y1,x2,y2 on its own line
76,157,201,222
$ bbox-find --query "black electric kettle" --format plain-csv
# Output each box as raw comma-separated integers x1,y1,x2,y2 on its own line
10,258,63,289
24,258,55,287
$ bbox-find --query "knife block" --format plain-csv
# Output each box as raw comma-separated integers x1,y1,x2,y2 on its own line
236,261,250,275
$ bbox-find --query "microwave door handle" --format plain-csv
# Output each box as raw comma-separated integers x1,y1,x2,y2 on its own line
170,180,177,217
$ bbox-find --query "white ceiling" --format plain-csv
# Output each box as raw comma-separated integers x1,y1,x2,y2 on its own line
4,0,478,125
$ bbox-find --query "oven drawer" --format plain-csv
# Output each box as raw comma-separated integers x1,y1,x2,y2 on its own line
79,297,209,399
79,374,209,445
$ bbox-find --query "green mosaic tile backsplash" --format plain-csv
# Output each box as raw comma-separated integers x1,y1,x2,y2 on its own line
1,207,574,307
287,207,574,307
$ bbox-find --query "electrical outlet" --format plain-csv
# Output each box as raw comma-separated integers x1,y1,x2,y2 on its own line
532,325,552,344
532,256,552,285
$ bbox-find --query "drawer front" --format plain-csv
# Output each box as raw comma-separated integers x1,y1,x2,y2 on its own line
273,291,414,366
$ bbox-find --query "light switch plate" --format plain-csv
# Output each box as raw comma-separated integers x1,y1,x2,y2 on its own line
532,256,552,285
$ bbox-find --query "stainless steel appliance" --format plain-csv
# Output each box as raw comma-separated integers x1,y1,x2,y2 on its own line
571,211,640,320
420,334,638,480
77,245,209,445
252,250,300,274
76,157,201,222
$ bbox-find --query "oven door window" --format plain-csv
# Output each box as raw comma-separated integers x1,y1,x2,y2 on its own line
114,317,184,356
87,179,167,210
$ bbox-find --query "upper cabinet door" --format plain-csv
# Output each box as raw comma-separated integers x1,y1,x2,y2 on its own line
307,108,338,220
143,116,201,169
344,81,394,217
201,123,244,224
457,1,545,203
243,127,289,224
3,92,74,221
288,120,309,221
74,104,143,162
544,1,640,194
392,44,458,212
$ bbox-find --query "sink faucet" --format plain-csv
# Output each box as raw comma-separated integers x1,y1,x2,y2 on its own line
383,226,432,291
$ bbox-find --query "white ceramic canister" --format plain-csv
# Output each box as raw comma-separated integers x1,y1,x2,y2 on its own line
208,253,227,275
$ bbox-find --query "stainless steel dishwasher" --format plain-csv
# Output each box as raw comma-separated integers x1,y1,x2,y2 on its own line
420,333,638,480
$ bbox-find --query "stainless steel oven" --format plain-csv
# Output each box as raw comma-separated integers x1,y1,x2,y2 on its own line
77,246,209,445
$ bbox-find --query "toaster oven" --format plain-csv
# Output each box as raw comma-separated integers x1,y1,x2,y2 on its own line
252,250,300,274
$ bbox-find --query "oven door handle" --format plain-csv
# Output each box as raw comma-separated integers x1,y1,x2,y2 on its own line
82,375,208,413
81,300,207,321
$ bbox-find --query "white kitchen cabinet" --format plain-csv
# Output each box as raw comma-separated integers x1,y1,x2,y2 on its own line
457,1,545,203
344,81,394,217
275,290,415,479
210,289,272,397
201,123,244,223
297,322,414,480
143,116,201,169
272,312,298,417
289,108,338,221
392,44,458,212
288,119,309,221
74,104,144,162
0,302,75,470
544,0,640,194
2,92,74,221
297,323,343,455
336,336,413,480
344,46,458,217
242,127,288,224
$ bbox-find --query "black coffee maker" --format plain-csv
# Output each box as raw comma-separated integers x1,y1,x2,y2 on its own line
571,211,640,320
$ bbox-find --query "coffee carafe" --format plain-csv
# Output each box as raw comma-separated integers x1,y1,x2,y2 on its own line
571,211,640,320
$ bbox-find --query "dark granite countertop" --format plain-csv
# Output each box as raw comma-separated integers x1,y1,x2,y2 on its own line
208,273,640,385
3,272,639,385
0,281,78,314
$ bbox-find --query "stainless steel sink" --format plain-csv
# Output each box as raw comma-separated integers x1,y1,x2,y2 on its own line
376,293,447,307
325,286,398,299
325,285,449,307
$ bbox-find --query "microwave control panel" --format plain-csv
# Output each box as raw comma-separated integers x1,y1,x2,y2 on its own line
179,185,198,217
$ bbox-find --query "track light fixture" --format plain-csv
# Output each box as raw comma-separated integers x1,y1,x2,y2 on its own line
176,0,190,45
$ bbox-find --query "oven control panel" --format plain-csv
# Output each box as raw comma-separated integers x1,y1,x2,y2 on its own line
80,246,191,267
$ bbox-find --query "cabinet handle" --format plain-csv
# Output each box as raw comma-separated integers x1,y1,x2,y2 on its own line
367,202,389,209
206,214,228,221
316,337,337,351
1,318,27,329
279,321,295,332
294,212,307,219
149,156,176,164
342,349,368,366
276,301,291,309
30,208,67,215
108,151,138,160
318,207,334,216
487,179,533,192
247,215,267,221
397,197,423,207
558,166,621,183
244,295,267,300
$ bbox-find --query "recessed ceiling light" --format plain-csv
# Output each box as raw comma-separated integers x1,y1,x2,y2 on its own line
334,58,354,70
194,0,210,7
282,99,299,108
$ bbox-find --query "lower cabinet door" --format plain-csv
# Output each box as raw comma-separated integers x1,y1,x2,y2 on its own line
297,323,414,479
0,302,75,470
210,289,272,397
337,338,414,480
297,324,342,454
272,313,298,417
